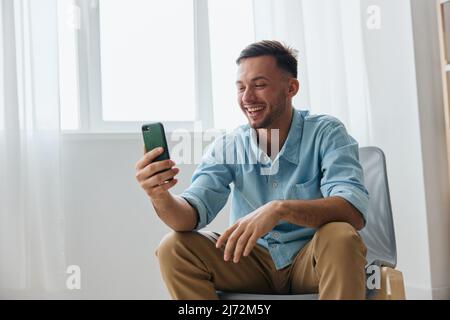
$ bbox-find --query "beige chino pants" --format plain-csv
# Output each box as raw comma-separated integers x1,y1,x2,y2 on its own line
156,222,367,300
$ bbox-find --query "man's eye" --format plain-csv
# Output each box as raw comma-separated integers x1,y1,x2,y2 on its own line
238,87,245,92
255,84,266,88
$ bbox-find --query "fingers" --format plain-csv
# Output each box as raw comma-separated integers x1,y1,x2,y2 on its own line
135,147,165,171
136,159,175,182
216,223,237,250
141,167,179,189
216,222,259,263
148,178,178,196
222,225,246,262
135,147,178,200
232,230,253,263
159,178,178,191
243,234,259,257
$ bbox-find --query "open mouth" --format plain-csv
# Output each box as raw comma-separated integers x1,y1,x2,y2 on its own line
245,106,265,119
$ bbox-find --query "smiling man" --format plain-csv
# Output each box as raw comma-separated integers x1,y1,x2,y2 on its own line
135,40,369,300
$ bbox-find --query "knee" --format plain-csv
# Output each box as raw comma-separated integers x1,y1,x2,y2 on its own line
155,231,198,266
314,222,366,255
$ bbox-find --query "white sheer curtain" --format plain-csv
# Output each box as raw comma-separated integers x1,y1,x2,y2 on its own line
0,0,66,298
253,0,372,146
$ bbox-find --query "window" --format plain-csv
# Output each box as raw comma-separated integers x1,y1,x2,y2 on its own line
99,0,195,122
57,0,255,132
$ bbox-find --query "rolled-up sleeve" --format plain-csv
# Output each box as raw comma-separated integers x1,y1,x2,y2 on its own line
319,122,370,222
180,137,235,230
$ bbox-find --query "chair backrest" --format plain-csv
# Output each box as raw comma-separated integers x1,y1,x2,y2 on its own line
358,147,397,268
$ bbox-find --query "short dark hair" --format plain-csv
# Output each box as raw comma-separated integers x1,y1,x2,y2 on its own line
236,40,298,78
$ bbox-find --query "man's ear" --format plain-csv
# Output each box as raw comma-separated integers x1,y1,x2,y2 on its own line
287,78,300,97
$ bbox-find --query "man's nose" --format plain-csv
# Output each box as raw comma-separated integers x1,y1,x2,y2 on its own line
242,87,256,103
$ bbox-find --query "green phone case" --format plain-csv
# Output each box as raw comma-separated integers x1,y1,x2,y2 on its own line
142,122,170,162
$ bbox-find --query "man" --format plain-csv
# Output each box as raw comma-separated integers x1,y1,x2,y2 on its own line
135,40,369,300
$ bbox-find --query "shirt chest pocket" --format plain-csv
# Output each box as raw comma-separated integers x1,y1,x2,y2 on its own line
286,171,323,200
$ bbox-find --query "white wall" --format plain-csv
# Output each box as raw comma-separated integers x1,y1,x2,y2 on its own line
61,134,229,299
410,0,450,299
361,0,450,299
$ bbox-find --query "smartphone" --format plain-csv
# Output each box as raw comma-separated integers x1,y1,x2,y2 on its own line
142,122,170,162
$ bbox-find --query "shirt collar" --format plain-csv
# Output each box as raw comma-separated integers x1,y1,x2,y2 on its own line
244,108,307,165
279,108,306,165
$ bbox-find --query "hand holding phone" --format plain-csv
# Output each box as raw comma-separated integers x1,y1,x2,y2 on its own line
135,123,179,199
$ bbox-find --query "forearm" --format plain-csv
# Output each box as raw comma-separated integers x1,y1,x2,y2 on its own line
276,196,365,231
151,193,198,232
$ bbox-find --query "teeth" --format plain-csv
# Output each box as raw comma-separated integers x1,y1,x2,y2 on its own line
247,106,264,112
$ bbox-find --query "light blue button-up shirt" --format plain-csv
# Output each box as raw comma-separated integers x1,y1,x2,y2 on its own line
181,108,369,270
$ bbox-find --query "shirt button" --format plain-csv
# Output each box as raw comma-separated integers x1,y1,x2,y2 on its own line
272,232,280,239
270,244,278,249
272,182,278,188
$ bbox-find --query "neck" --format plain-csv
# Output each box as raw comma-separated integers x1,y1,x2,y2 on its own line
257,107,294,157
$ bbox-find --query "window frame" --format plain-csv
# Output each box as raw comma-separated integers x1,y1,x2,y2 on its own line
68,0,214,133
